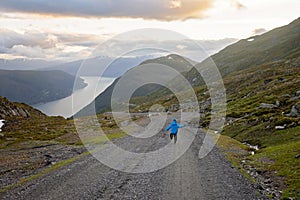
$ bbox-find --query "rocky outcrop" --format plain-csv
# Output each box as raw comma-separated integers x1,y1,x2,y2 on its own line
0,96,31,119
259,103,278,109
287,102,300,117
0,105,30,119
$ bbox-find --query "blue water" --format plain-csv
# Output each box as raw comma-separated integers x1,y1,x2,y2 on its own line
34,77,115,118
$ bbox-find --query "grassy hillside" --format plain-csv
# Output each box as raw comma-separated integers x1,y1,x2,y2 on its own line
127,54,300,199
0,96,76,146
0,70,87,105
222,56,300,199
0,96,126,192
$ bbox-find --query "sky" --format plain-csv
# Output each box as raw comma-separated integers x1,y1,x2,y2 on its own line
0,0,299,62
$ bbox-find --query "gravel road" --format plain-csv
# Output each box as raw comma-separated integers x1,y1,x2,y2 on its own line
1,116,263,200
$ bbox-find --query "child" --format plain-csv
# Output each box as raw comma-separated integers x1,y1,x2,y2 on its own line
165,119,185,144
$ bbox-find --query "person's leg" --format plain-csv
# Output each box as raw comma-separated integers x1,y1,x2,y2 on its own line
174,134,177,143
170,134,173,140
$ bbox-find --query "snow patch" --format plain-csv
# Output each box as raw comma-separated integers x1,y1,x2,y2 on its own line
247,38,255,42
0,120,4,132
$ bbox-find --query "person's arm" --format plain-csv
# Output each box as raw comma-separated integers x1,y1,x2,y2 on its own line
165,124,172,131
178,124,185,128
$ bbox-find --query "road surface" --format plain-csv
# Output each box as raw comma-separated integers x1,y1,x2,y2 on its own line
1,116,263,200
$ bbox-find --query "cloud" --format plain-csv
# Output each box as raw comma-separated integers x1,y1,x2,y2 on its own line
92,38,237,62
252,28,268,35
0,28,237,61
10,45,46,58
0,0,215,21
170,0,182,9
0,29,102,60
0,29,56,49
231,0,246,10
0,29,101,49
0,27,231,61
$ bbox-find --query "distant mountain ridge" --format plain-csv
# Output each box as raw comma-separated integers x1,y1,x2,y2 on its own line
0,70,87,105
200,17,300,77
75,54,196,116
44,55,156,77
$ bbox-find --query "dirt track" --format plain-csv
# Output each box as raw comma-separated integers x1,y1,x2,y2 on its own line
1,116,264,200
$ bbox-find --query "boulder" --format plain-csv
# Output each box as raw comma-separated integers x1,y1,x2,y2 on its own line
259,103,277,109
280,94,291,98
287,102,300,117
290,97,300,101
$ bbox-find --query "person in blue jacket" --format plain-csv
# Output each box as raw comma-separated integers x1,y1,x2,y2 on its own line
165,119,185,144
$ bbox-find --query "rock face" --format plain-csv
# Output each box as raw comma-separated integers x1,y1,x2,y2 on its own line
287,102,300,117
0,96,31,119
259,103,278,109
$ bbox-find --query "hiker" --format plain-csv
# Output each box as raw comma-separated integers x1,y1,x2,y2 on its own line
165,119,185,144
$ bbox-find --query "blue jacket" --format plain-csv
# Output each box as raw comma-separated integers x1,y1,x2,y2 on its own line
165,119,184,134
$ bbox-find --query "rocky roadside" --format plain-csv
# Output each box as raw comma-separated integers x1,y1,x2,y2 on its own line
240,147,284,199
217,136,285,200
0,142,86,191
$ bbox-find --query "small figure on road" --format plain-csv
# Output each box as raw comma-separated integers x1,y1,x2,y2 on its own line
165,119,185,144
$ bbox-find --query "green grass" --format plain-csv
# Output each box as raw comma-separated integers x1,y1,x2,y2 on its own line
0,116,77,149
249,138,300,199
217,135,254,182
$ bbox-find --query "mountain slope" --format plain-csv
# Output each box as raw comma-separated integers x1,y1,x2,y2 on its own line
79,18,300,115
75,54,195,116
120,17,300,109
0,70,87,105
195,17,300,78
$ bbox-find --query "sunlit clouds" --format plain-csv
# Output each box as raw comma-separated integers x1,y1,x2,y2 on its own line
0,0,298,61
0,0,214,21
170,0,182,9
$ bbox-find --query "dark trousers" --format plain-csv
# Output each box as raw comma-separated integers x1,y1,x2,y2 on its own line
170,133,177,143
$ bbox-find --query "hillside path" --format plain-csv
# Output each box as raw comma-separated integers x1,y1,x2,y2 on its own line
1,115,263,200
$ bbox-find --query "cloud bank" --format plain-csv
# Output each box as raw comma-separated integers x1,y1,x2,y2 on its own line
0,28,236,62
0,29,100,61
0,0,215,21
